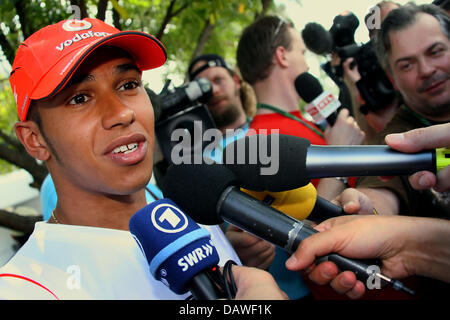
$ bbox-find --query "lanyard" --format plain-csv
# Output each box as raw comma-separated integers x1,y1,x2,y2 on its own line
145,187,159,201
257,103,325,139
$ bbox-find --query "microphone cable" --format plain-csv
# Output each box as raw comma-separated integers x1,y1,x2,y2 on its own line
222,260,238,299
185,260,239,300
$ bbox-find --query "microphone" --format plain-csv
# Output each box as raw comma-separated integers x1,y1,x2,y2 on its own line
295,72,342,126
242,183,345,223
162,163,415,295
301,22,333,56
223,134,447,192
129,199,222,300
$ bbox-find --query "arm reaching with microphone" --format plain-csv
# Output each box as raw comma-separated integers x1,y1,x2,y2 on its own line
331,188,376,215
317,108,366,200
344,123,450,215
323,108,365,146
232,265,289,300
226,225,276,270
285,215,450,299
294,72,365,200
295,72,365,144
384,123,450,192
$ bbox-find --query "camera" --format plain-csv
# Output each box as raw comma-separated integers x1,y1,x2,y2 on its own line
330,12,396,114
155,77,216,165
302,11,397,114
329,11,360,48
335,40,397,114
158,77,213,120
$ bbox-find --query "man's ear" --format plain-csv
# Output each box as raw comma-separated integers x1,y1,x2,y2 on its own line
232,73,242,90
14,121,51,161
273,46,288,68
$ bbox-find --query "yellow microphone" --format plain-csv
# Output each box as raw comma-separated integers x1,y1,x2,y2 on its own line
241,183,347,222
242,184,317,221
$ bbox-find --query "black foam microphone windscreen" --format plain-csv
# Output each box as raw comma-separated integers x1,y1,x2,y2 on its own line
162,162,416,296
223,134,311,192
294,72,324,103
301,22,333,55
225,133,439,192
162,163,238,225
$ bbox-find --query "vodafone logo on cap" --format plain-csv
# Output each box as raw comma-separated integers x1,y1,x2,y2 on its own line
62,19,92,32
56,19,112,52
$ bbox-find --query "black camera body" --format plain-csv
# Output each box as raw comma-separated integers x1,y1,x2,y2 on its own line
329,11,360,48
155,77,216,164
302,11,396,114
335,40,397,114
158,77,213,121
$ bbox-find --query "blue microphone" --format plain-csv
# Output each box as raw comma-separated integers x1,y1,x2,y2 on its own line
129,198,222,299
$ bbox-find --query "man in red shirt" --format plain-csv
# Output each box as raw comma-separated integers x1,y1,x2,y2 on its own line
231,15,372,301
237,15,365,200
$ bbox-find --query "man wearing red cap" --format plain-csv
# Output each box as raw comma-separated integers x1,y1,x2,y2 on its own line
0,18,287,300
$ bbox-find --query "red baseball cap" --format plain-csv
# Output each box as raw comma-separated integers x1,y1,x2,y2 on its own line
10,18,167,121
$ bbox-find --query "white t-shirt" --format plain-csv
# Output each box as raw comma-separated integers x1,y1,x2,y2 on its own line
0,222,240,299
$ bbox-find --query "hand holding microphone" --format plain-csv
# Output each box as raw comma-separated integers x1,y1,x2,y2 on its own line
223,133,448,190
295,72,364,146
162,163,416,295
232,265,289,300
331,188,376,215
129,198,287,300
286,214,450,299
129,199,224,300
323,108,365,146
295,72,341,127
384,123,450,192
225,225,276,270
228,184,347,270
228,183,344,270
